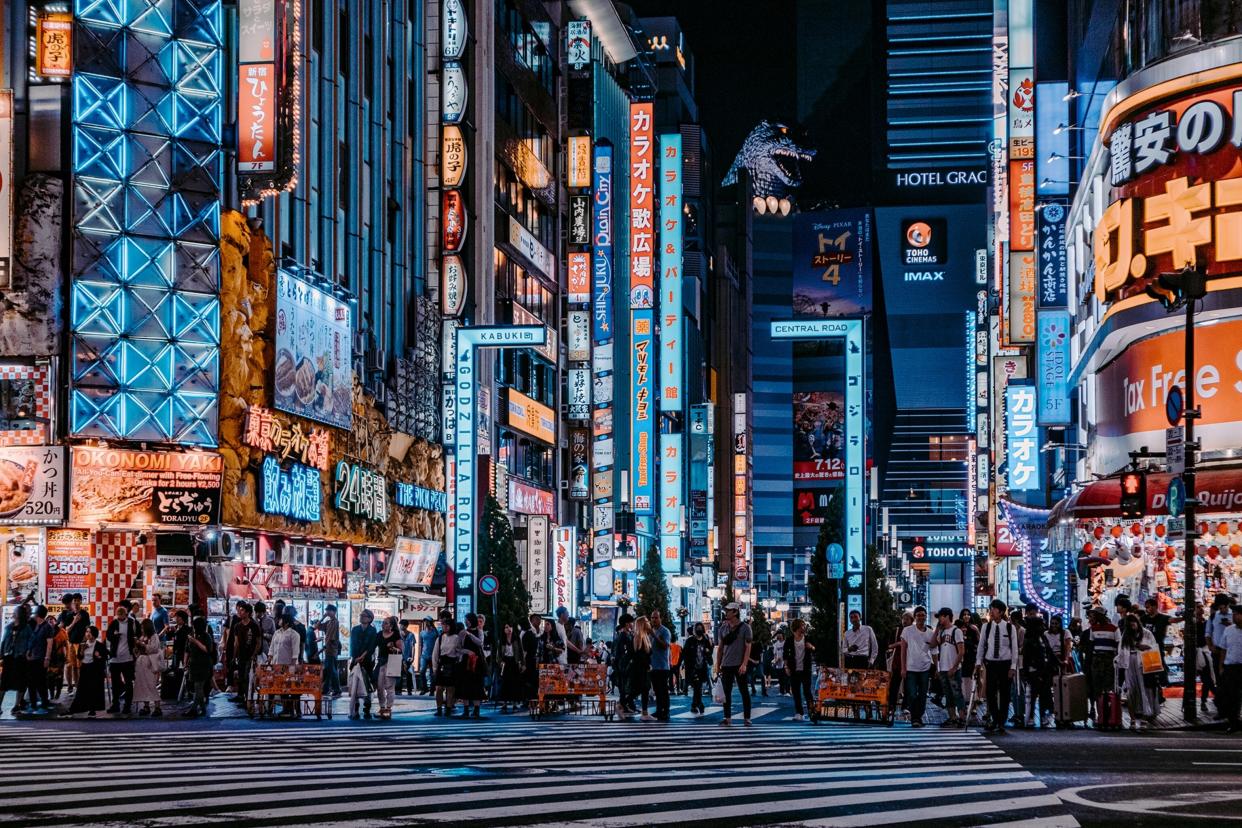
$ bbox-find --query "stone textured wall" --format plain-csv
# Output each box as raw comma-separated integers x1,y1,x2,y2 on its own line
2,175,63,356
218,210,445,547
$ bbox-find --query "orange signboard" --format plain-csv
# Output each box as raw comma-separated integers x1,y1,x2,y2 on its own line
36,13,73,78
239,64,277,172
1008,158,1035,251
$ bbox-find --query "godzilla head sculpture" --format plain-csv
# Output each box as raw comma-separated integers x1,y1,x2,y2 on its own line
722,120,816,198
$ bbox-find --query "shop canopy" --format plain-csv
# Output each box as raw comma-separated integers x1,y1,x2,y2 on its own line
1056,467,1242,520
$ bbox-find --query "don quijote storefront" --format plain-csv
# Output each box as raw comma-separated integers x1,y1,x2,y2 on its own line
1062,46,1242,687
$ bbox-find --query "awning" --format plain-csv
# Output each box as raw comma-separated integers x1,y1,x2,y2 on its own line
1062,467,1242,518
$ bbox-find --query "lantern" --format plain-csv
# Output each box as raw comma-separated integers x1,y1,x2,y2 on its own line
1093,526,1105,540
1219,522,1231,537
1209,546,1220,559
1155,524,1166,538
1165,545,1177,562
1110,525,1123,538
1082,542,1094,555
1131,523,1143,537
1232,544,1241,558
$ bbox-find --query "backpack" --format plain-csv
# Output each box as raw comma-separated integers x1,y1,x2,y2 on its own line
1025,633,1052,674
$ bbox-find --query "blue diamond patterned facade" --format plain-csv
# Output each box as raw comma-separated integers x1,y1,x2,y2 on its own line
70,0,223,446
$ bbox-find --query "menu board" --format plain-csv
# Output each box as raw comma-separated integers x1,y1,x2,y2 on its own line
273,270,353,429
0,447,65,525
44,528,92,606
70,447,223,526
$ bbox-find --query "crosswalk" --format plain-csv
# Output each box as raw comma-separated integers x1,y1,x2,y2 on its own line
0,712,1078,827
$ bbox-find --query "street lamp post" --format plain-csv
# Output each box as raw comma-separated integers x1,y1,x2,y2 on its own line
1145,266,1207,724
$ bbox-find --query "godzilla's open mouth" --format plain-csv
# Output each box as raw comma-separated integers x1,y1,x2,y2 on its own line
772,147,808,184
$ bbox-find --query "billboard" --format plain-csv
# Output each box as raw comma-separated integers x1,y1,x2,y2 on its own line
1036,311,1070,425
274,270,353,429
238,64,277,172
629,104,655,308
0,447,65,525
659,133,684,411
631,309,655,513
1004,380,1040,491
793,391,844,481
69,447,223,525
794,488,838,526
659,433,683,573
591,144,613,342
792,209,873,317
387,538,441,588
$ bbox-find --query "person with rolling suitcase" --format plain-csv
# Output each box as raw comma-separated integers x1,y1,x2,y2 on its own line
1088,607,1121,729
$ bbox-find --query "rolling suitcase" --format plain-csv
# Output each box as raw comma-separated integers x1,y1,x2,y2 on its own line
1054,672,1088,726
1096,690,1122,730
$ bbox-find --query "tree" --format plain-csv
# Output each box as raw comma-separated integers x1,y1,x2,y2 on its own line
807,489,844,665
865,543,901,652
636,542,673,635
477,495,530,632
749,603,772,654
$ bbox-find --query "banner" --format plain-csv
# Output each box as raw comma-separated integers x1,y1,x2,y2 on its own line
1004,381,1040,491
1036,311,1070,425
1036,201,1068,308
792,209,873,317
70,448,223,525
274,270,353,428
238,64,277,172
658,133,684,410
552,525,576,613
591,145,614,342
793,391,845,481
44,528,92,604
386,537,441,588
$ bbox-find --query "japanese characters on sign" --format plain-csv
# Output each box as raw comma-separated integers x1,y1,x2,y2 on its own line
442,0,467,60
1036,201,1068,308
629,104,655,308
568,251,591,305
238,64,277,172
1036,311,1070,425
569,429,589,501
441,254,467,316
243,405,331,470
1007,250,1036,344
442,62,467,124
567,368,591,421
260,456,322,522
566,20,591,70
1108,90,1242,186
659,133,684,409
1005,381,1040,491
441,124,467,188
631,310,655,513
238,0,276,62
570,195,591,247
387,537,441,588
442,189,467,252
0,447,65,525
527,517,549,613
569,136,592,189
509,479,555,517
69,448,223,526
35,13,73,78
333,461,389,522
506,388,556,444
0,92,10,289
659,433,683,573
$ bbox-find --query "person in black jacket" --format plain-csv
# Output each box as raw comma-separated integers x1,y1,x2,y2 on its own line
612,614,635,714
105,601,140,715
784,619,816,721
520,615,539,702
682,623,712,715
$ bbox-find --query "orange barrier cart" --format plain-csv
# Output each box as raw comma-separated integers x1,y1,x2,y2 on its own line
810,667,892,725
529,664,615,720
250,663,330,720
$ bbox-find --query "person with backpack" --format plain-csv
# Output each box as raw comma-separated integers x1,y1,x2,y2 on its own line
682,622,712,715
979,599,1019,735
184,615,217,717
612,614,635,714
1021,616,1056,728
933,608,966,727
1087,606,1120,723
713,603,753,726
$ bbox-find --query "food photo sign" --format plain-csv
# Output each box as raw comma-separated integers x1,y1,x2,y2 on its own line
69,447,223,526
0,446,65,525
273,270,353,430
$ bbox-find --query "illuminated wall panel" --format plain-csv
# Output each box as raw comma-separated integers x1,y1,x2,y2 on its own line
71,0,224,445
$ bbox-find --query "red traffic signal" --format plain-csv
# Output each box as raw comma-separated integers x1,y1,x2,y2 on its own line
1120,472,1146,518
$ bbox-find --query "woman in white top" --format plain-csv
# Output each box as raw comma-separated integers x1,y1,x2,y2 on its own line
269,612,302,717
133,619,165,717
431,615,461,717
1116,613,1160,730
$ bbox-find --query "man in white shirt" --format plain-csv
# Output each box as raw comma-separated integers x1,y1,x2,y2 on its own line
843,610,880,669
933,607,966,726
1220,605,1242,733
899,606,936,727
979,598,1019,735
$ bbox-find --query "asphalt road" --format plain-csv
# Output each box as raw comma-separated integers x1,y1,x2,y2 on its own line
994,724,1242,825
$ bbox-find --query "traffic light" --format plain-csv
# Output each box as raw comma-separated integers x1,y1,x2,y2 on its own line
1120,471,1146,518
1145,267,1207,310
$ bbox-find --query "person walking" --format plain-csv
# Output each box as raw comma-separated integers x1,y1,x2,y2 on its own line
431,612,461,716
374,616,402,720
713,603,753,726
418,618,438,695
520,616,539,701
0,605,31,714
68,626,108,717
105,601,140,717
183,616,216,718
1190,603,1218,716
1220,604,1242,733
348,609,378,720
682,622,712,714
784,618,816,722
979,599,1019,735
497,622,526,713
22,606,54,713
748,633,767,698
1087,606,1120,719
315,604,342,698
612,614,635,713
887,612,914,715
843,610,880,669
268,611,302,717
771,631,787,695
59,593,89,695
133,618,165,717
1021,616,1056,728
457,614,487,719
1116,612,1159,731
899,606,936,727
648,610,672,721
398,622,416,696
556,608,584,665
958,609,980,716
933,608,966,727
629,616,654,721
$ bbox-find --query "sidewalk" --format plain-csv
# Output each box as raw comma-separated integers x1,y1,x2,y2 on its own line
908,688,1227,732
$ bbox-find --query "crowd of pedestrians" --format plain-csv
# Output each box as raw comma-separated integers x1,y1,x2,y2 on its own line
4,587,1242,733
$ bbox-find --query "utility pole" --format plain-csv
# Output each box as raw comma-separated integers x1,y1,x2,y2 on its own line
1146,266,1206,724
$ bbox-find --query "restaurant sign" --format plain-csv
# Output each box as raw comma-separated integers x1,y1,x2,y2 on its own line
334,461,389,522
70,448,223,525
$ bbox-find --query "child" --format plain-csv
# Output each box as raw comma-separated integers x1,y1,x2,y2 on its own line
69,626,108,717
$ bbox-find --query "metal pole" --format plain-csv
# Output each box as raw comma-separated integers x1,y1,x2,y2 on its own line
1183,296,1198,724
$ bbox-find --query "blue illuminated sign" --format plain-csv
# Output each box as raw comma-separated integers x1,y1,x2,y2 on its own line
1036,201,1068,308
592,145,613,343
770,318,866,608
1005,380,1041,491
70,0,223,445
631,308,655,514
1037,311,1070,425
1002,500,1070,617
659,133,684,410
659,432,683,573
395,482,448,512
260,456,322,522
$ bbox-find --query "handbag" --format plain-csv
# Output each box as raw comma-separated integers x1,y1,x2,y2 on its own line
386,653,403,675
1140,649,1163,674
